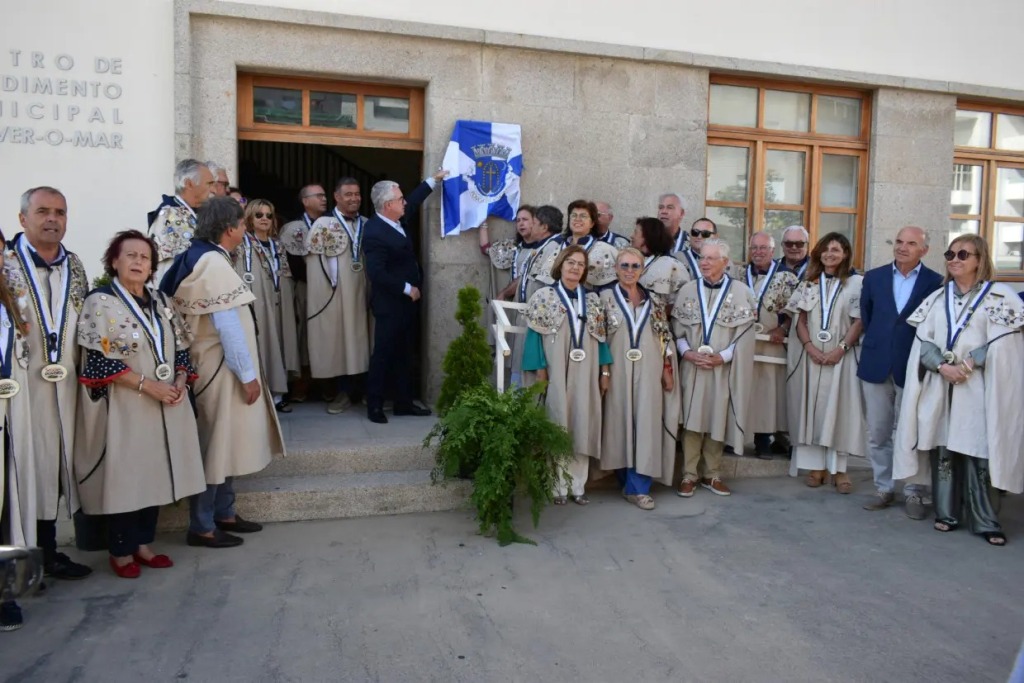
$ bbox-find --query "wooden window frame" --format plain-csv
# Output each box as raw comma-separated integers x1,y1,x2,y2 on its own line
237,73,424,151
953,102,1024,279
706,76,871,265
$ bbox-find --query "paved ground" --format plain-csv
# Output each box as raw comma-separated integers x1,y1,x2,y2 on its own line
6,475,1023,683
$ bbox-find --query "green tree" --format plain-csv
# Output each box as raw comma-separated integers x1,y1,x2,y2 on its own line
435,286,493,416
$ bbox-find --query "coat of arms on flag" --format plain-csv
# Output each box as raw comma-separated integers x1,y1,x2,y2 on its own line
440,120,523,237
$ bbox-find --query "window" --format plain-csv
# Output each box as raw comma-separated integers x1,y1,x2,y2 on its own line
237,73,424,150
705,77,871,263
951,104,1024,277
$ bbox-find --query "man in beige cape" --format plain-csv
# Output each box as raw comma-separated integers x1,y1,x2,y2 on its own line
671,239,756,498
161,197,284,548
5,186,92,579
148,159,216,282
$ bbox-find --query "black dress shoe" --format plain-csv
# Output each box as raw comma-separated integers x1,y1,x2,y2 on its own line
215,515,263,533
186,530,244,548
367,407,388,424
44,552,92,580
394,404,432,417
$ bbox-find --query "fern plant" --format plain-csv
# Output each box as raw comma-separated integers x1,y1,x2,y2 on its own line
426,383,573,546
435,286,493,416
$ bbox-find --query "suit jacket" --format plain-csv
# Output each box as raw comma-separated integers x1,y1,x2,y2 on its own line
363,180,434,317
857,261,943,387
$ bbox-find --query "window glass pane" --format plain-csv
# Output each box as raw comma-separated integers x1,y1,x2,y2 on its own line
705,206,747,262
819,213,855,243
996,114,1024,151
253,86,302,126
951,164,984,214
310,92,356,129
993,221,1024,271
365,96,410,133
821,154,859,208
764,150,806,205
709,85,758,128
764,90,810,132
816,96,861,136
995,167,1024,218
948,219,979,247
954,110,992,147
707,145,750,202
764,210,804,243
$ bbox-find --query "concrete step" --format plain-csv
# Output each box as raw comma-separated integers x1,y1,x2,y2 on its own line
157,470,471,529
254,442,437,479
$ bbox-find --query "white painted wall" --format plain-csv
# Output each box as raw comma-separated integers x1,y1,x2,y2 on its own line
0,0,175,275
226,0,1024,92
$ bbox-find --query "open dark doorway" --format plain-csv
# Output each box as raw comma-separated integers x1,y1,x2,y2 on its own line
238,140,426,401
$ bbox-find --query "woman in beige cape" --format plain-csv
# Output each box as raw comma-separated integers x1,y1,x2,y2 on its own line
601,248,677,510
522,245,612,505
786,232,865,493
76,230,206,577
160,197,284,548
893,235,1023,546
234,200,300,412
671,239,756,497
528,200,619,291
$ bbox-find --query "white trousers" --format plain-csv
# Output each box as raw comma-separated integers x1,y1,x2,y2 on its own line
555,453,590,497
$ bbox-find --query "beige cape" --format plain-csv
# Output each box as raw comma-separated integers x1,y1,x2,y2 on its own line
0,319,37,545
745,267,800,433
893,284,1024,493
74,286,207,514
168,248,285,485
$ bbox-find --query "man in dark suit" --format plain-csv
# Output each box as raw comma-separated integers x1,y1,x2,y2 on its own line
363,170,447,424
858,226,943,518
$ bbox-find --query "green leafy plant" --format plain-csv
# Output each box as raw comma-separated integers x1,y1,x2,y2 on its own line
426,383,573,546
91,273,111,289
435,286,492,416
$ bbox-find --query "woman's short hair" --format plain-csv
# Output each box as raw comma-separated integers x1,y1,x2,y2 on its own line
635,217,672,256
565,199,599,235
102,229,159,283
534,205,563,235
244,199,279,237
806,232,854,282
616,246,644,265
195,196,245,244
551,244,589,284
946,233,995,283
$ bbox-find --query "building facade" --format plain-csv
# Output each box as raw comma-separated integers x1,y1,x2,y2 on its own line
3,0,1023,398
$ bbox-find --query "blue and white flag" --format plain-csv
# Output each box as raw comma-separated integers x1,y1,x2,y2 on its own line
440,120,523,238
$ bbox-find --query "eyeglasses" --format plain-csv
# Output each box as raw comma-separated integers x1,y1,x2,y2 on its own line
783,241,807,249
749,245,773,252
617,262,643,271
569,212,591,221
597,212,612,217
944,249,978,262
690,229,715,239
254,211,273,219
303,193,327,199
564,259,586,268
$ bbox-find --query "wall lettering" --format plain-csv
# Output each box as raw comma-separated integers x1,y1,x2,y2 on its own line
1,50,127,149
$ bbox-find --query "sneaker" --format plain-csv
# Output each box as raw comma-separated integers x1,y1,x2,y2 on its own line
905,495,927,520
625,494,656,510
326,395,352,415
677,479,697,498
44,552,92,580
701,478,732,496
0,601,23,631
863,491,895,511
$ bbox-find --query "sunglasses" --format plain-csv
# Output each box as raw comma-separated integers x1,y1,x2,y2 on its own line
783,241,807,248
690,229,715,239
944,249,978,262
617,263,643,271
254,211,273,219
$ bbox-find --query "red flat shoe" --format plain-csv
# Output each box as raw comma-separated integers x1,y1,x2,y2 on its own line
109,556,141,579
133,553,174,569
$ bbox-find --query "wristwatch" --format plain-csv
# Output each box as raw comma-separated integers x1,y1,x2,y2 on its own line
839,341,850,351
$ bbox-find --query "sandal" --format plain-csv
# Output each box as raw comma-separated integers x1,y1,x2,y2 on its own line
833,472,853,494
571,495,590,506
933,520,958,532
805,470,827,488
982,532,1006,546
553,496,568,506
625,494,656,510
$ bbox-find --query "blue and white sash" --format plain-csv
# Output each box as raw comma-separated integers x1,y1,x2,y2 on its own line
111,277,168,368
696,276,732,348
746,260,780,317
818,274,843,334
613,284,651,352
334,209,365,269
555,282,587,353
945,280,992,352
15,239,70,365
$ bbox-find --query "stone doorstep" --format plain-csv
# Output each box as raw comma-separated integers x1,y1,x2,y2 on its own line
253,443,437,479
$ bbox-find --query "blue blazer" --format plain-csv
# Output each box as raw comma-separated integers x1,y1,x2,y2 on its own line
857,262,943,387
362,180,433,317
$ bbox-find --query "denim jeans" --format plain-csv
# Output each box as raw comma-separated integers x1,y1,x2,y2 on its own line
188,478,236,534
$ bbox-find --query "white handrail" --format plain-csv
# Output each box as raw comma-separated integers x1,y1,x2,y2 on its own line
491,299,529,392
